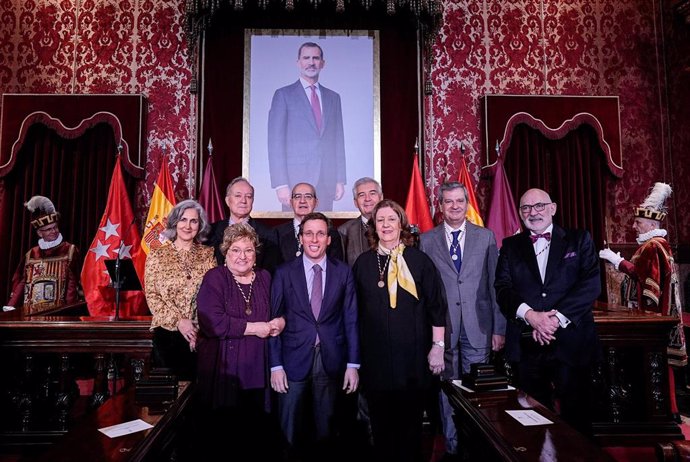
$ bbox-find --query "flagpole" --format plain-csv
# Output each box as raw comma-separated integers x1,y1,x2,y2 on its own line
114,145,123,321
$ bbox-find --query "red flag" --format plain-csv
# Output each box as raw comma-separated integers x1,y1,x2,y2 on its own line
404,154,434,233
486,157,521,249
198,156,224,223
81,157,148,317
457,157,484,226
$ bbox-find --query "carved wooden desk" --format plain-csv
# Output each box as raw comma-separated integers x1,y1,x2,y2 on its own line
441,381,614,461
591,305,684,445
30,382,193,462
0,307,153,452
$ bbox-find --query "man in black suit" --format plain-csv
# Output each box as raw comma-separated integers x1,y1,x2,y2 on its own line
495,188,600,434
275,182,343,264
207,177,280,272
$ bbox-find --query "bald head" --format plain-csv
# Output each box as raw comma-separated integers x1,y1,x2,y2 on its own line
519,188,557,234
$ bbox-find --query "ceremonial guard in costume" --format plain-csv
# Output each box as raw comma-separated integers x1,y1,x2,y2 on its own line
600,182,686,416
4,196,81,312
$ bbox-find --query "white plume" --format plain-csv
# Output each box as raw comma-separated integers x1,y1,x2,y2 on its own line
25,195,56,214
640,182,672,212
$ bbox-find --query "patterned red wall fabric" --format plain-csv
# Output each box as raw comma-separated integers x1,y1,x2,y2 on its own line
0,0,687,247
0,0,194,218
426,0,689,246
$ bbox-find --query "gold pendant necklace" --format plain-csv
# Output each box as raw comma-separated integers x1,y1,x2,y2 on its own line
232,271,255,315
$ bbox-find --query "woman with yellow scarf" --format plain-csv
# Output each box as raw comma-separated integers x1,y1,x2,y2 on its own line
353,199,446,462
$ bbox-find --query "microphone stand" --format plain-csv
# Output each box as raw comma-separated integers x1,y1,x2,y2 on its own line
113,241,124,321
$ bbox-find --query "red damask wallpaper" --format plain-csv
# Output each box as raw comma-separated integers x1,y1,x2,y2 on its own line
426,0,689,246
0,0,686,247
0,0,194,217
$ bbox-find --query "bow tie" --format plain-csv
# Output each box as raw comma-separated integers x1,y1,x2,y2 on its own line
530,232,551,243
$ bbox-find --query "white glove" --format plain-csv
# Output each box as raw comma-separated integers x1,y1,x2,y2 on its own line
599,249,623,269
2,305,16,312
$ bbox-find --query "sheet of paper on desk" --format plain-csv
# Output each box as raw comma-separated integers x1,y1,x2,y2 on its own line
98,419,154,438
451,380,516,393
505,410,553,426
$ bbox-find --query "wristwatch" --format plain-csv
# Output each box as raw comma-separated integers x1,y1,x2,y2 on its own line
432,340,445,349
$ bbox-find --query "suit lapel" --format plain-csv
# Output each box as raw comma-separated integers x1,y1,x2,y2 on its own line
289,257,311,316
516,232,542,283
544,225,566,286
320,258,338,320
432,226,456,274
458,223,477,277
291,80,320,135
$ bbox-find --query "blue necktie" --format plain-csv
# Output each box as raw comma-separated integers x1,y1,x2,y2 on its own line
450,230,462,273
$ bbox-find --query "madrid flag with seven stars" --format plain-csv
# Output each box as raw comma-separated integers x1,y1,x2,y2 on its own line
81,157,148,317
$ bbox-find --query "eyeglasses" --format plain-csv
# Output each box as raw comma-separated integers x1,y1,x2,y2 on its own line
229,248,255,257
292,193,315,201
519,202,553,214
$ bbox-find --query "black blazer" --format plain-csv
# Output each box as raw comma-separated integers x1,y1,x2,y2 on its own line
494,225,601,367
275,221,344,264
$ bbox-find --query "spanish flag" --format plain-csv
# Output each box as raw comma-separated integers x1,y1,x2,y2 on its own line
458,157,484,227
141,159,176,255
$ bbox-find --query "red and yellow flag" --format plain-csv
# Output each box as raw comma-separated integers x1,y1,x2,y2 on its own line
141,159,176,255
458,157,484,227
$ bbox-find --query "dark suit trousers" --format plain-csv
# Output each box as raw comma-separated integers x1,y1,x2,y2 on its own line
366,389,425,462
278,345,339,445
515,341,594,436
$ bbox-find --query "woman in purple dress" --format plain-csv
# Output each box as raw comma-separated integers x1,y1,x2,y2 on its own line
195,223,285,457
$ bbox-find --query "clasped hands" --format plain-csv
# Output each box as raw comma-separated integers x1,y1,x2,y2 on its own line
249,317,286,339
525,309,560,346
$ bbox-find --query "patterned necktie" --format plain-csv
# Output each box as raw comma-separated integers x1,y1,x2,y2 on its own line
450,230,462,273
530,232,552,243
309,85,322,132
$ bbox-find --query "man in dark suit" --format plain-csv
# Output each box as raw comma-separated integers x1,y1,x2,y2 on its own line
267,42,346,211
419,182,505,459
206,177,280,272
269,212,359,450
338,177,382,267
275,182,343,263
495,188,600,434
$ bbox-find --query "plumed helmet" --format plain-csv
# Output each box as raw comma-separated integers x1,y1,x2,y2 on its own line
25,195,60,229
634,182,672,221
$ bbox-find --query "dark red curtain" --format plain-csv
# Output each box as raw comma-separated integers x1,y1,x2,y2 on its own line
0,123,138,303
503,123,613,301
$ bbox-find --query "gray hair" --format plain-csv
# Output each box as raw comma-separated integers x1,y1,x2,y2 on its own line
351,177,382,199
225,177,255,196
439,181,469,202
162,199,210,242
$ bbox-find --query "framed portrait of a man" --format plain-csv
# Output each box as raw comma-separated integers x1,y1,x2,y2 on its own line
243,29,380,218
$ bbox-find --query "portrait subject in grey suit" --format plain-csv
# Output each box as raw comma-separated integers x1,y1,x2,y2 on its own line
267,42,346,212
419,181,506,460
